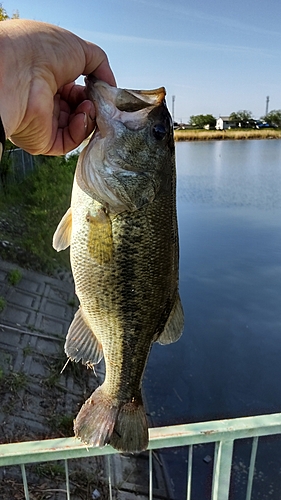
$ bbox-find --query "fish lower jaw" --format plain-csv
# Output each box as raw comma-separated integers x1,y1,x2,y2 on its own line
89,127,102,145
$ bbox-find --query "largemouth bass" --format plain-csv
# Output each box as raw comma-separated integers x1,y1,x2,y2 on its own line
53,77,184,453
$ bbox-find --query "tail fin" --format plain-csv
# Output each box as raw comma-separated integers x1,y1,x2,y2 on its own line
109,399,148,452
74,386,148,453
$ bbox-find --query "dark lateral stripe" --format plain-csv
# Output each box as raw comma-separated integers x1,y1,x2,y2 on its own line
0,116,5,159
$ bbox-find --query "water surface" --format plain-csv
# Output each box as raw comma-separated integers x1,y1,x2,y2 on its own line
144,140,281,498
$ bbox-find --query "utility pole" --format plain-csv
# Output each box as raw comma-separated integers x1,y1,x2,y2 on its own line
172,95,175,123
265,96,269,116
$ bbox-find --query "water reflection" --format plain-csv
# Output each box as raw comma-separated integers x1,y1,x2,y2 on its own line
145,139,281,423
176,139,281,209
144,140,281,499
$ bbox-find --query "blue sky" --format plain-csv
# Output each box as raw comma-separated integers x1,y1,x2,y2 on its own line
3,0,281,122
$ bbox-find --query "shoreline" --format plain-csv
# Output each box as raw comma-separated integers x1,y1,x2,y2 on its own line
174,128,281,142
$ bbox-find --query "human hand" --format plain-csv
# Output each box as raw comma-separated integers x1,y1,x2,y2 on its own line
0,19,116,155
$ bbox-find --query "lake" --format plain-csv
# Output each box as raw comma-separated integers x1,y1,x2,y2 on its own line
143,139,281,499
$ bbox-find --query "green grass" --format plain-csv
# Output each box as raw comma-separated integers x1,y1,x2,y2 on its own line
7,268,22,285
34,462,65,479
0,296,6,312
0,152,78,274
47,413,74,436
23,345,33,356
67,296,78,308
1,371,28,393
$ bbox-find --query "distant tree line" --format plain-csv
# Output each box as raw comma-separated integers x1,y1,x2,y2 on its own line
229,110,281,128
189,114,217,129
261,110,281,128
186,109,281,129
0,3,19,20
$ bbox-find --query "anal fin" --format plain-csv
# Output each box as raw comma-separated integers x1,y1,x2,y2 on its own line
65,308,103,367
157,292,184,345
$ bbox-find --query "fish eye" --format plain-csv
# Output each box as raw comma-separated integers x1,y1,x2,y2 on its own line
152,123,167,141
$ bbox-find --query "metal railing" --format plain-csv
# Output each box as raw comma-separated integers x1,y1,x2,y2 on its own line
0,147,34,188
0,412,281,500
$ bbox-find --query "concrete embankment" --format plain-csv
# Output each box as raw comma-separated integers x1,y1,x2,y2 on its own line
0,259,173,499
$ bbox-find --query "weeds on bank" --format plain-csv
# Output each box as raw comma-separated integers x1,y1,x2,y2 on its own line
23,345,33,356
34,462,65,479
30,460,109,499
0,296,6,312
44,349,94,390
0,153,78,274
47,413,74,436
7,268,22,285
42,343,98,404
0,371,28,393
174,128,281,141
67,296,78,308
0,465,109,500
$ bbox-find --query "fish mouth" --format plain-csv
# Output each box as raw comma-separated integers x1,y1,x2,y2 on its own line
85,76,166,137
86,74,166,110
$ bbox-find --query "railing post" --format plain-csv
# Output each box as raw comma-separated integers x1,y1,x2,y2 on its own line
186,445,193,500
245,436,258,500
211,440,234,500
149,449,153,500
65,459,70,500
20,464,30,500
107,455,113,500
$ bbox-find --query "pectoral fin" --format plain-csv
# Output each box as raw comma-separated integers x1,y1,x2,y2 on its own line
157,293,184,345
87,208,113,264
65,308,103,367
53,208,72,251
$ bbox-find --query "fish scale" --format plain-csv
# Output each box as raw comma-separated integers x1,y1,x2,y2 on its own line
72,193,174,388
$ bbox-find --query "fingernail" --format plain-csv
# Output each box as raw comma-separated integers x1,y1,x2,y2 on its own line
83,113,88,129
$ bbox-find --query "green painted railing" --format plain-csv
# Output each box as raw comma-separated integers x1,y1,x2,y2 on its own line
1,412,281,500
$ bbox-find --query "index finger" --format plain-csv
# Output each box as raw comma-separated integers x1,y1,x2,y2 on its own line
91,58,117,87
81,40,116,87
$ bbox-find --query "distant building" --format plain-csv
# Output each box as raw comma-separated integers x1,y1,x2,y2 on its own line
216,116,236,130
